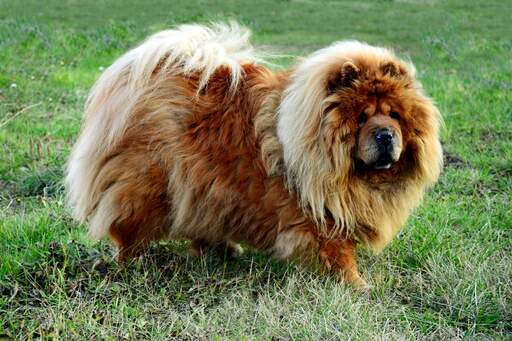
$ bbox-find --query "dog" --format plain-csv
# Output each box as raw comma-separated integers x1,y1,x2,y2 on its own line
66,22,442,288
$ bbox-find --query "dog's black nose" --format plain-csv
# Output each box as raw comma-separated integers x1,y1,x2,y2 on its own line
375,129,393,146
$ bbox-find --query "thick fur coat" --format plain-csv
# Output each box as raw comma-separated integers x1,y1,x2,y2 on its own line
66,22,442,287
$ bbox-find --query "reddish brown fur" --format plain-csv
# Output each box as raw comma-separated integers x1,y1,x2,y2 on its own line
67,30,442,289
108,67,285,240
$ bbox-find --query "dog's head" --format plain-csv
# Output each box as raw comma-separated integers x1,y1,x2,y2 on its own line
278,41,443,235
323,56,444,185
327,60,408,172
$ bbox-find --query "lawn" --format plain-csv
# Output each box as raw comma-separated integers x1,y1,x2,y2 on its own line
0,0,511,338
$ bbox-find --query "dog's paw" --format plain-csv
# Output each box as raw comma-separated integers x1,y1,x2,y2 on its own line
336,270,371,291
225,240,244,258
351,276,372,291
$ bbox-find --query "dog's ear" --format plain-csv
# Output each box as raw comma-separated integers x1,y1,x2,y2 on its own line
327,61,360,93
381,61,406,78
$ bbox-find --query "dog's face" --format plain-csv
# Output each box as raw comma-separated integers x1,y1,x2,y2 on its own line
356,101,403,170
323,58,437,182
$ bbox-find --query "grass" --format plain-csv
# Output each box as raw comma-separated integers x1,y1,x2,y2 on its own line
1,0,511,338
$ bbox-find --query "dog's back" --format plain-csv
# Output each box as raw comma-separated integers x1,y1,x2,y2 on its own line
65,22,296,259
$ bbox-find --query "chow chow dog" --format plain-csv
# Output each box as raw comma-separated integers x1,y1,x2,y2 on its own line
66,22,442,288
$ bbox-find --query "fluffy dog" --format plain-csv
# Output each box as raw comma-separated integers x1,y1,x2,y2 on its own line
66,22,442,288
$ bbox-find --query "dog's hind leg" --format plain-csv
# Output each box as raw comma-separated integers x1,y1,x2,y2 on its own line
98,162,171,262
109,208,169,262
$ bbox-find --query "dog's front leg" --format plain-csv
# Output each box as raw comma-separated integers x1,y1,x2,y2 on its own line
274,227,369,289
318,238,369,290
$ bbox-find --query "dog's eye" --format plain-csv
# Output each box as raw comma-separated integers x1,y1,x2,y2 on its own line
390,111,400,121
357,113,368,125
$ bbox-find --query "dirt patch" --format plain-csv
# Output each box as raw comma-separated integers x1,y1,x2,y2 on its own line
443,151,467,168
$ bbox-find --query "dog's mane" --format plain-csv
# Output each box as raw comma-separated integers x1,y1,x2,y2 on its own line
277,41,442,249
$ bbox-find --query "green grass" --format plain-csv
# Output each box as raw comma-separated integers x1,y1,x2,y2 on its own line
1,0,511,338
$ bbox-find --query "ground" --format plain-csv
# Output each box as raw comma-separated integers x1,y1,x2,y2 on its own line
0,0,511,339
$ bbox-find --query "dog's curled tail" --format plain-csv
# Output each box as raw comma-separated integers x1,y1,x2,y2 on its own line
66,22,257,224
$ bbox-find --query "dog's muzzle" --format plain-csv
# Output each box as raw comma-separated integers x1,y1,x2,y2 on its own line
372,128,398,169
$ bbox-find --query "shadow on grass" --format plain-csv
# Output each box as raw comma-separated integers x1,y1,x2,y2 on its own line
1,239,294,314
